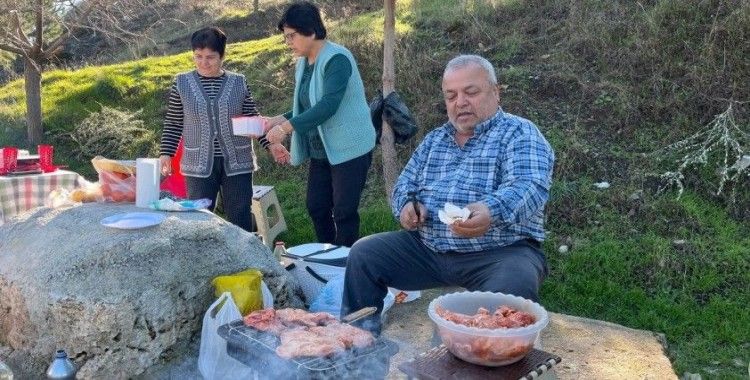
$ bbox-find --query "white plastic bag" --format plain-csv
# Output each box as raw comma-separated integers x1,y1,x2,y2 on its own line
198,292,256,380
260,280,274,308
389,287,422,303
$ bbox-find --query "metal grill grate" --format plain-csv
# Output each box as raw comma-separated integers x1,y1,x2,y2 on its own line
218,320,398,379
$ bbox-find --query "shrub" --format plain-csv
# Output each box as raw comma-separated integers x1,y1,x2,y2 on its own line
59,106,156,160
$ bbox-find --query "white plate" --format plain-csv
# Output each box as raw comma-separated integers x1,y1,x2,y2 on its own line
286,243,349,258
101,212,166,229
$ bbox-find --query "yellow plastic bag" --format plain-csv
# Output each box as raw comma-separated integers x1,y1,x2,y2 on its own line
212,269,263,316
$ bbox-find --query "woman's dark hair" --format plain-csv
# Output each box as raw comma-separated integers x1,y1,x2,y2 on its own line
277,1,327,40
190,27,227,57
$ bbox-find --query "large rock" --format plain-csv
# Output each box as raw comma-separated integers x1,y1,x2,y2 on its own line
0,203,304,379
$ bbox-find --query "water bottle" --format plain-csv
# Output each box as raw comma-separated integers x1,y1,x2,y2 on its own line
46,350,75,380
0,359,13,380
273,241,287,262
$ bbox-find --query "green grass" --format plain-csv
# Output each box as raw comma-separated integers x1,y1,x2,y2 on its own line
1,1,749,378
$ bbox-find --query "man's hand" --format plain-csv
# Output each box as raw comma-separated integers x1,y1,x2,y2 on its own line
450,202,491,237
399,201,427,230
159,155,172,176
268,143,290,164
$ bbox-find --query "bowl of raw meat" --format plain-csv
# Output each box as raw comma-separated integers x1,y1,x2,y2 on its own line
427,291,549,366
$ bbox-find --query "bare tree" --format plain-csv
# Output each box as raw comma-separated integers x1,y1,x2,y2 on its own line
0,0,168,144
380,0,398,203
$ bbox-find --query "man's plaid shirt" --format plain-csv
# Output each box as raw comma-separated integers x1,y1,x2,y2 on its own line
392,109,555,253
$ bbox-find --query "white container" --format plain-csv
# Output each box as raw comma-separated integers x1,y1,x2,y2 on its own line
231,116,265,137
135,158,161,208
428,291,549,366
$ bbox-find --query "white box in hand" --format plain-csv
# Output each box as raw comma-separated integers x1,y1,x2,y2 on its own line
231,116,264,137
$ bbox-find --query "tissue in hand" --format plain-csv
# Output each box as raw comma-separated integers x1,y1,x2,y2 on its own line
438,202,471,225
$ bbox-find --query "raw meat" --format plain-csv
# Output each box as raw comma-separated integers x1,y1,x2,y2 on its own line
436,305,536,328
243,308,285,335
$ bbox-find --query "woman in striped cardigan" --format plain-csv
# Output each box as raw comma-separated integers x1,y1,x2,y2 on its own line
159,27,290,232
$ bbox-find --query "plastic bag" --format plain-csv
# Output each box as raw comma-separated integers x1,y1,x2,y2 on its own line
160,139,187,198
149,198,212,212
198,292,257,380
212,269,263,315
309,274,395,319
260,280,274,308
369,90,418,145
92,156,137,203
389,288,422,303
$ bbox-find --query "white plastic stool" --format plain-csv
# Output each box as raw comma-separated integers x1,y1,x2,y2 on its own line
252,185,287,248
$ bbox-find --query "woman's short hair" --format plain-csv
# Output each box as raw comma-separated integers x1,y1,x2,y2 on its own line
444,55,498,85
277,1,327,40
191,27,227,57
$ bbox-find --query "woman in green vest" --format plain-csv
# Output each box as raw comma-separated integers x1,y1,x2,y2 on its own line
265,1,376,247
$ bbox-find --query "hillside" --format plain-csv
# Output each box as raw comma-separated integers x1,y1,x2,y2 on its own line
0,0,748,378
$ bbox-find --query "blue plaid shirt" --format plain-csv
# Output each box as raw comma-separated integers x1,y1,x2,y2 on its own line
392,109,554,253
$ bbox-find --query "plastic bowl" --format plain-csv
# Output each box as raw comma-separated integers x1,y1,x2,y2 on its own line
427,291,549,366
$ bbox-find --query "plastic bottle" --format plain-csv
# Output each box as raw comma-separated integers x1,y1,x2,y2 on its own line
273,241,287,262
0,359,13,380
46,350,75,380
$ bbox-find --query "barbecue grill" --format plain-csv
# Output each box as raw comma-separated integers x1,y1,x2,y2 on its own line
218,320,399,379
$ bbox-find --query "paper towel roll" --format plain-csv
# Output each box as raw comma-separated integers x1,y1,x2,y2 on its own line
136,158,161,208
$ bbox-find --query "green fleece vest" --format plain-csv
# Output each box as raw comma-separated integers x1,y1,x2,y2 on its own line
290,41,376,166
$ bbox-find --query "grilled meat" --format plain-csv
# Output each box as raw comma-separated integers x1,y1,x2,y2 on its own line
275,328,346,359
309,323,375,349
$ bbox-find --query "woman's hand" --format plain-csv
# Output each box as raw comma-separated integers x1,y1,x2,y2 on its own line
263,115,287,133
267,121,293,144
159,155,172,176
268,143,291,164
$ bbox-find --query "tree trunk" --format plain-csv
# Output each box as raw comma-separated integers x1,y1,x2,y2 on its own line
24,57,43,145
380,0,398,204
253,0,259,12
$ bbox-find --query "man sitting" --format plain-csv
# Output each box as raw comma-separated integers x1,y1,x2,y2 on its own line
341,54,555,334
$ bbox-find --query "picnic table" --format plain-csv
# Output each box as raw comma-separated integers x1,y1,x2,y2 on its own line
0,170,85,225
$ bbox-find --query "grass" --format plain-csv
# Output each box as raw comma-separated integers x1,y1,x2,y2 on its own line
1,0,749,378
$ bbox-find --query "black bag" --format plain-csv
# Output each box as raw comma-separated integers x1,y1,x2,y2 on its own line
369,91,418,144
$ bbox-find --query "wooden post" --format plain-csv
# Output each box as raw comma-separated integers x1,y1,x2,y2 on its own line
380,0,398,204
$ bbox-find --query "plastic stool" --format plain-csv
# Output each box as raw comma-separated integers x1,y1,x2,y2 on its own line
252,185,287,248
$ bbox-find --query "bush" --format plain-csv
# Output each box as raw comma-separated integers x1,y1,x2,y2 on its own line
59,106,156,160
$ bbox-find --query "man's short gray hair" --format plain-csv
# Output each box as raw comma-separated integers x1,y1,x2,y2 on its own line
443,54,497,85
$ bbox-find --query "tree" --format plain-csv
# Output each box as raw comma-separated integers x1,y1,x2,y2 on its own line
380,0,398,203
0,0,168,144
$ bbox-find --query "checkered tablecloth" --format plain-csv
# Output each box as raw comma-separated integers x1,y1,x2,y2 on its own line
0,170,86,225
